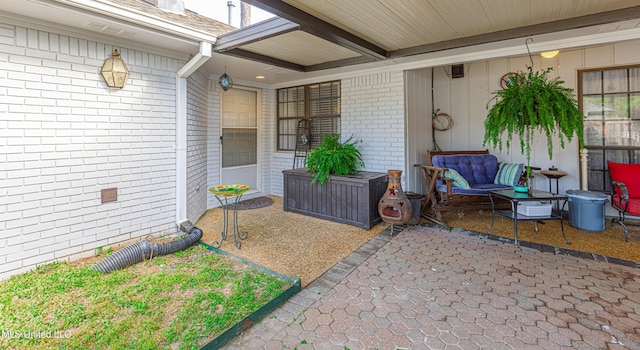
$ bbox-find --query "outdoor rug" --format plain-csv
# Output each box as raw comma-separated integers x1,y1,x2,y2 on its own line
231,196,274,210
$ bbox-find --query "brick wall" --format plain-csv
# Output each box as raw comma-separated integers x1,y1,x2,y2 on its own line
186,71,209,222
268,71,406,196
260,88,276,195
206,82,221,209
342,71,406,174
0,24,183,279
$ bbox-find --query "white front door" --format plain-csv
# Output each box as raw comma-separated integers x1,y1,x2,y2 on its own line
221,88,258,191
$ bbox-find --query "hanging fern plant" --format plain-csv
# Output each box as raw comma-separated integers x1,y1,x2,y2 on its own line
305,134,365,184
483,67,584,169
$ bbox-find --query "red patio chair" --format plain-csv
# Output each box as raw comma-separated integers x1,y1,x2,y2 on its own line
607,161,640,242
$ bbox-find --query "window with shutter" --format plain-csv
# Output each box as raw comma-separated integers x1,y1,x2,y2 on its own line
277,81,341,151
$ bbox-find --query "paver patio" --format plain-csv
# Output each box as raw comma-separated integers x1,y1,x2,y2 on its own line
223,225,640,349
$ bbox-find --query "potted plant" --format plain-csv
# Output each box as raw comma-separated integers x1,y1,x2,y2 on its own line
483,67,584,182
305,134,364,184
282,134,387,229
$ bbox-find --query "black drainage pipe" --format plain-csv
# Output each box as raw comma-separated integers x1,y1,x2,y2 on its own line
92,225,203,274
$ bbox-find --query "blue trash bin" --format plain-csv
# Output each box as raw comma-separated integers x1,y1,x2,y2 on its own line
566,189,609,232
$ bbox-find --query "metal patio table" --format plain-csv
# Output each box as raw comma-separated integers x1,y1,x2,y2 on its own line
487,189,570,246
209,184,250,249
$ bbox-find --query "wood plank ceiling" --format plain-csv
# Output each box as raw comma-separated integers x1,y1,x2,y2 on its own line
213,0,640,72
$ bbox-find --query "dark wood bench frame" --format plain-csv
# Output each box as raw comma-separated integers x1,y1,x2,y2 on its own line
414,150,512,228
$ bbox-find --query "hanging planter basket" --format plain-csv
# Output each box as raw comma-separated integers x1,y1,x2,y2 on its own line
483,67,584,168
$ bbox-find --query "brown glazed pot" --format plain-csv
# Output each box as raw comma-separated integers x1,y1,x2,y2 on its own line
378,170,412,225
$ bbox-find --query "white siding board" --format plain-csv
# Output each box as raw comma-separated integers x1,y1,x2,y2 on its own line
468,61,489,148
555,49,584,194
585,45,614,68
432,67,451,151
614,40,640,65
405,68,432,193
452,65,472,150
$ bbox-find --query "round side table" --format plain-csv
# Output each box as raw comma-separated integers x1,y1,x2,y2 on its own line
540,169,567,195
209,184,250,249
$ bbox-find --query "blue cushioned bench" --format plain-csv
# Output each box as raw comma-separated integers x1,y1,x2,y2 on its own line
415,150,528,228
431,153,513,195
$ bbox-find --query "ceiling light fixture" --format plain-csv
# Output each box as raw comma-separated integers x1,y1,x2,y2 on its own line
540,50,560,59
255,75,265,79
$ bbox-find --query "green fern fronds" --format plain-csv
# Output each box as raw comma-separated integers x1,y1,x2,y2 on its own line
483,67,584,167
305,134,365,184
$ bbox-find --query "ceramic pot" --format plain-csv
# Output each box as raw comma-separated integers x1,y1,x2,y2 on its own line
378,170,412,224
406,192,425,225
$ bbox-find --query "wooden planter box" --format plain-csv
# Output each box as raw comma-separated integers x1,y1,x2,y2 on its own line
283,168,388,229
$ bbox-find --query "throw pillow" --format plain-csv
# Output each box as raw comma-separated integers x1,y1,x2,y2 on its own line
494,162,524,186
443,169,471,189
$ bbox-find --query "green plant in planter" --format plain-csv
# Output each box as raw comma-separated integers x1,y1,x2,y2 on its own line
305,134,365,184
483,67,584,179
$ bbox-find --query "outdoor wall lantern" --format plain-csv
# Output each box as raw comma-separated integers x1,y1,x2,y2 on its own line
219,72,233,91
101,49,129,88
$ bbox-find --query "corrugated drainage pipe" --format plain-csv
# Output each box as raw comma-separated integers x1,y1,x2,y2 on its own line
91,226,203,274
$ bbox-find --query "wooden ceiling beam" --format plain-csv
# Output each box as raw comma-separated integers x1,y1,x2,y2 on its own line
223,48,306,72
214,17,299,52
243,0,388,60
305,56,378,72
392,5,640,58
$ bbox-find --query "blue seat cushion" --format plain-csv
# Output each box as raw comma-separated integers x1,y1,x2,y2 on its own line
435,183,512,195
432,154,499,185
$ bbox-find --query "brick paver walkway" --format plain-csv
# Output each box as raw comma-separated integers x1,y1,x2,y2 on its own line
223,225,640,349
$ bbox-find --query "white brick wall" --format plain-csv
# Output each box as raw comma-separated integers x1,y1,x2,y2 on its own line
342,71,406,174
0,24,182,279
260,88,276,195
186,70,209,223
268,72,407,196
206,82,222,209
269,153,292,197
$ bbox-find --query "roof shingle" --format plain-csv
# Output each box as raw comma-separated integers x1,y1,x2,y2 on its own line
108,0,237,37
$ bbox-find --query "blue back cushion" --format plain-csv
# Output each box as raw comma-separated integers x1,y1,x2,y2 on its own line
432,154,499,185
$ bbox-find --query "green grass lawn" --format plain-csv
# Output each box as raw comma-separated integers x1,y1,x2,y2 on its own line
0,244,291,349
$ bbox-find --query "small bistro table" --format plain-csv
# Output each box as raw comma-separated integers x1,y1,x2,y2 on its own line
540,168,568,210
209,184,250,249
539,169,568,194
487,189,570,246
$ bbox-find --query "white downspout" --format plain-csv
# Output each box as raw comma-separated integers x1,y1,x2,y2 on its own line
175,41,213,229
